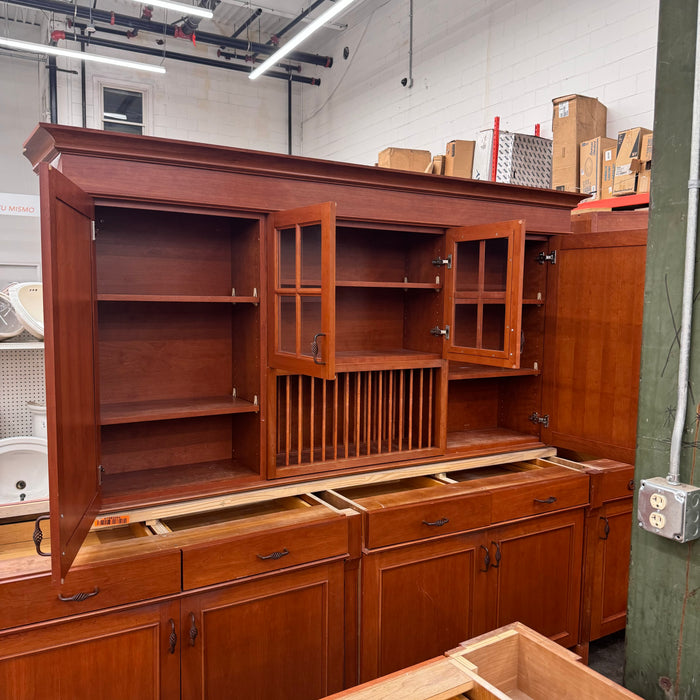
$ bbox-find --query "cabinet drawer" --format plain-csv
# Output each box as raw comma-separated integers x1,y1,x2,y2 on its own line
0,550,181,630
179,511,348,589
489,474,589,523
363,492,491,549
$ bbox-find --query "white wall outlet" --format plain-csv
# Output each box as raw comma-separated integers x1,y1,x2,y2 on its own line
638,477,700,542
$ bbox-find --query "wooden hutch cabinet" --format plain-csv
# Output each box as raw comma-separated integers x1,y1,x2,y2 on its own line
0,125,646,698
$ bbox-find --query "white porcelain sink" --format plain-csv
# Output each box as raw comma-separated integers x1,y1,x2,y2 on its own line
0,436,49,504
8,282,44,340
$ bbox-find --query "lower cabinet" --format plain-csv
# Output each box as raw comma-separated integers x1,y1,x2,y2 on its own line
0,599,181,700
181,562,346,700
358,508,584,683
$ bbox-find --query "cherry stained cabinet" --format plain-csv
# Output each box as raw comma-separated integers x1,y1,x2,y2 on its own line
181,562,345,700
0,599,180,700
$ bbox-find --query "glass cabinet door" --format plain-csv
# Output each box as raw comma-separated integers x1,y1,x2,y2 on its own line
443,220,525,368
269,202,336,379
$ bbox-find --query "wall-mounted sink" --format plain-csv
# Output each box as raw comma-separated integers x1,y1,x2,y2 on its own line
0,436,48,505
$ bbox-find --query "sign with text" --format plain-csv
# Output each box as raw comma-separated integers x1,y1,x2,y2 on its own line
0,193,40,217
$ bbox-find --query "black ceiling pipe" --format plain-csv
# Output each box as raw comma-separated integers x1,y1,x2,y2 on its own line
7,0,333,67
216,47,301,72
67,33,321,85
231,7,262,39
271,0,329,43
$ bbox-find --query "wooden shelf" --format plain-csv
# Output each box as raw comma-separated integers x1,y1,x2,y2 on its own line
448,362,540,380
100,460,262,510
336,281,441,290
522,298,544,305
97,294,258,304
335,349,443,372
0,341,44,350
100,396,259,425
446,428,544,455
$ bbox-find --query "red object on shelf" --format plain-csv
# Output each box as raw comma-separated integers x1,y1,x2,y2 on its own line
535,123,540,137
491,116,500,181
573,192,649,212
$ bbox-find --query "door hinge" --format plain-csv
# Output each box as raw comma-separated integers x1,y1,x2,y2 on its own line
536,251,556,265
430,325,450,339
432,254,452,269
529,412,550,428
97,464,104,485
91,221,96,241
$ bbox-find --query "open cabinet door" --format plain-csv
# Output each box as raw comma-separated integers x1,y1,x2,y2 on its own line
444,220,525,368
268,202,336,379
39,164,101,584
541,228,647,463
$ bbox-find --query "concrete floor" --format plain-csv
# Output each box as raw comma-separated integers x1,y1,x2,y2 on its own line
588,630,626,686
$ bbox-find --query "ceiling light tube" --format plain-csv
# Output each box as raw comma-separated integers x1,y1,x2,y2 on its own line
126,0,213,19
0,37,166,74
249,0,359,80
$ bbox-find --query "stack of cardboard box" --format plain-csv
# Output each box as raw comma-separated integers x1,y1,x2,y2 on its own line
377,140,475,178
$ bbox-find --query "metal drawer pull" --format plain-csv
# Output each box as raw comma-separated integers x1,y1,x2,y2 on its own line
491,541,502,569
533,496,557,504
311,333,326,365
33,515,51,557
422,517,449,527
189,612,198,646
479,544,490,572
257,547,290,561
58,587,100,602
600,516,610,540
168,619,177,654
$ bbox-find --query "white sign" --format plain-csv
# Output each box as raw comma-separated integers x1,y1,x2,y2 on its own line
0,193,40,217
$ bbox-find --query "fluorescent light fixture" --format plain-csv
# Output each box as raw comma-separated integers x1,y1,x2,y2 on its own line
249,0,359,80
0,37,166,74
126,0,214,19
104,112,128,120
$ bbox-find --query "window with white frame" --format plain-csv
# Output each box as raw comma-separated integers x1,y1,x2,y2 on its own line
102,86,145,134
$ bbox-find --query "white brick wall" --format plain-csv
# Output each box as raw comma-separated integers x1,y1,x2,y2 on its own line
300,0,659,165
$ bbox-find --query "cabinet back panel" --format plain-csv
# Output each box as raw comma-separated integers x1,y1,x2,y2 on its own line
498,376,542,436
447,379,500,432
95,208,260,297
336,228,441,284
101,415,233,473
98,302,233,403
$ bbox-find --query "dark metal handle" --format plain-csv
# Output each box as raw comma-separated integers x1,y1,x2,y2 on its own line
311,333,326,365
189,612,198,647
533,496,557,504
479,544,490,572
168,619,177,654
491,541,501,569
422,517,449,527
628,479,635,491
33,515,51,557
257,547,290,561
600,516,610,540
58,586,100,602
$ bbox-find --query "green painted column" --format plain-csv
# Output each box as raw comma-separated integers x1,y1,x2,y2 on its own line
625,1,700,698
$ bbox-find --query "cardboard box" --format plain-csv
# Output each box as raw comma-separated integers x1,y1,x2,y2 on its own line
377,147,431,172
552,94,607,191
444,140,474,178
472,130,552,188
613,127,652,195
579,137,617,198
432,154,445,175
601,142,616,199
636,132,653,193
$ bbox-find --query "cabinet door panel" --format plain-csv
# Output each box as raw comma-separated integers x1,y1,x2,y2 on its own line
444,220,525,368
39,163,101,583
0,600,179,700
360,535,486,682
491,509,584,648
182,562,344,700
269,203,336,379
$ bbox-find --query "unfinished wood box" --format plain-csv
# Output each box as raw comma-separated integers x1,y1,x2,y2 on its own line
324,623,641,700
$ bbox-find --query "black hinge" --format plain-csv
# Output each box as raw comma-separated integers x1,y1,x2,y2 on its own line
430,325,450,339
97,464,104,485
529,412,550,428
432,254,452,268
536,251,556,265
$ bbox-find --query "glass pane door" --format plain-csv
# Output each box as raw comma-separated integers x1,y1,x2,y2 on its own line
270,202,336,379
444,220,525,368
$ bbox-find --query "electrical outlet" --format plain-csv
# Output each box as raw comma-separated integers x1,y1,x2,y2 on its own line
638,477,700,542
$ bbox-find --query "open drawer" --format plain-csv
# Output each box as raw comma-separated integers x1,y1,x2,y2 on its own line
321,476,492,549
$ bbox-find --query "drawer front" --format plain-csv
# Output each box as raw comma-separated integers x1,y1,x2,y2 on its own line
490,475,589,523
0,550,181,630
181,517,348,589
365,492,491,549
599,466,636,502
